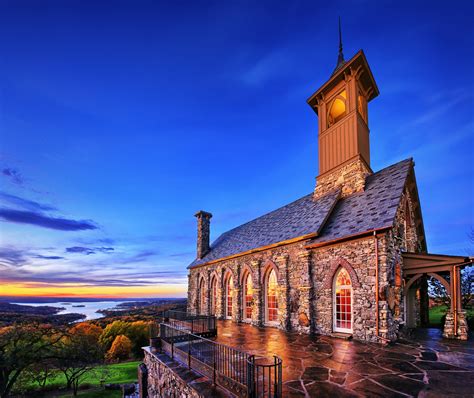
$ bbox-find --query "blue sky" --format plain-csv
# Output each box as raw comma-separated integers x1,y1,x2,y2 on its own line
0,0,473,297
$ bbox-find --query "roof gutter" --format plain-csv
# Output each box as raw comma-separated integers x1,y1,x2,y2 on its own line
304,226,391,250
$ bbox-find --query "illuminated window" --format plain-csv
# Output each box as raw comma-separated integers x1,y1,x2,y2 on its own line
199,277,205,315
210,276,217,315
333,268,352,332
328,90,347,127
243,272,253,320
266,269,278,323
226,275,233,318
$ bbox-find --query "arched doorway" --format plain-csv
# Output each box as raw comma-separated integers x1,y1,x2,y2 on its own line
198,277,205,315
265,268,278,324
333,267,353,333
242,272,253,321
210,276,217,316
225,274,233,319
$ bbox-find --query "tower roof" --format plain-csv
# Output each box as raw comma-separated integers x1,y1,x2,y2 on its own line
307,50,379,115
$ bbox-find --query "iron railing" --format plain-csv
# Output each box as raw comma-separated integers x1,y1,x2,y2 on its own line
159,323,282,398
158,310,217,337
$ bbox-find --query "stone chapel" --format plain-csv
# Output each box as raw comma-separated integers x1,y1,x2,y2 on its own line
186,43,470,342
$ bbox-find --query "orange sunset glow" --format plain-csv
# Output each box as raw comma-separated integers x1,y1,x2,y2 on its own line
0,282,187,298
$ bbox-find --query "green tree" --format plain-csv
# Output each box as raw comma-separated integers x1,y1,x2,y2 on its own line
128,321,151,357
55,322,104,396
0,323,62,398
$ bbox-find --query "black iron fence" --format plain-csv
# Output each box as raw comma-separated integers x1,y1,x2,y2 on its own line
159,323,282,398
158,310,217,337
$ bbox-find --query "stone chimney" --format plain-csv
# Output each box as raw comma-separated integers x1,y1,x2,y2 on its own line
194,211,212,259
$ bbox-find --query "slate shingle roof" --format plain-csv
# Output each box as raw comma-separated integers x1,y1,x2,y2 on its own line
308,158,412,245
189,158,412,268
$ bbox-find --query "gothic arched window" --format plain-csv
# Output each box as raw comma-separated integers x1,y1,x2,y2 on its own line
198,277,205,315
243,272,253,321
265,269,278,323
333,267,352,333
210,276,217,316
327,90,347,127
225,275,233,319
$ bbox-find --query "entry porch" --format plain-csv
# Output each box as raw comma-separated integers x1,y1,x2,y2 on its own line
402,252,472,340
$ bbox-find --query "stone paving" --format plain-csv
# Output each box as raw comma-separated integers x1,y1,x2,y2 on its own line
213,321,474,397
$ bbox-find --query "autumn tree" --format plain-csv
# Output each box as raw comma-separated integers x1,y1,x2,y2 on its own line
99,320,130,351
106,335,132,362
99,320,151,358
55,322,104,396
0,323,63,398
128,321,151,357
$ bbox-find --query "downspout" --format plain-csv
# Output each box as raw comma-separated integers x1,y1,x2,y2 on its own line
374,231,379,339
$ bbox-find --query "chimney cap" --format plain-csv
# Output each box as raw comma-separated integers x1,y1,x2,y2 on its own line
194,210,213,219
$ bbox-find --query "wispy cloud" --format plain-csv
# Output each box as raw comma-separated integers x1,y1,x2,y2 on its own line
0,208,97,231
33,254,64,260
241,49,292,86
65,246,114,255
2,168,23,185
0,192,56,212
0,247,28,267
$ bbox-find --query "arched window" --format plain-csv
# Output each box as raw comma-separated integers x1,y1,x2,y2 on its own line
327,90,347,127
265,269,278,323
210,276,217,316
357,94,367,123
198,277,205,315
333,268,352,333
243,272,253,321
226,275,233,319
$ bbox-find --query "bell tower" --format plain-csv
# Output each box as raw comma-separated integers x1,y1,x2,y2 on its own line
307,25,379,198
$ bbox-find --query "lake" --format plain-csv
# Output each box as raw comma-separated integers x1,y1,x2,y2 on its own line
12,301,125,320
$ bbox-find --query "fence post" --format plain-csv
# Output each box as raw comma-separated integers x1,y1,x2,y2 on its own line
171,328,174,359
247,355,255,398
188,332,191,369
191,319,194,334
213,345,217,386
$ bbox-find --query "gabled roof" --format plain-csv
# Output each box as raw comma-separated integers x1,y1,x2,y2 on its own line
308,158,413,246
189,158,414,268
188,189,341,268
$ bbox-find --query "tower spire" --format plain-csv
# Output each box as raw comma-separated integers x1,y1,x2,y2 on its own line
334,17,345,73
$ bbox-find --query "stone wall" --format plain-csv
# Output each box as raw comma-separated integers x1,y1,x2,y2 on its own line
143,349,201,398
380,187,423,340
188,235,384,341
312,237,379,341
314,156,372,199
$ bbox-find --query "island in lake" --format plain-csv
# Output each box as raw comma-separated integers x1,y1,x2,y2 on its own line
0,302,86,326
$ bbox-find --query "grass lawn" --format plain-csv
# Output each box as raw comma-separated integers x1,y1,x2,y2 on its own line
23,361,140,396
429,304,474,327
58,388,121,397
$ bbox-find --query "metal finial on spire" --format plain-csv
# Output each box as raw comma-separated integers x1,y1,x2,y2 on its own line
334,17,346,73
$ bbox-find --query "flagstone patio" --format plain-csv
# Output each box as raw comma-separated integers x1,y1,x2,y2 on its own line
213,321,474,397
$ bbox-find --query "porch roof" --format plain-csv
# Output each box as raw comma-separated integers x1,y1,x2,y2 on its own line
402,252,472,275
